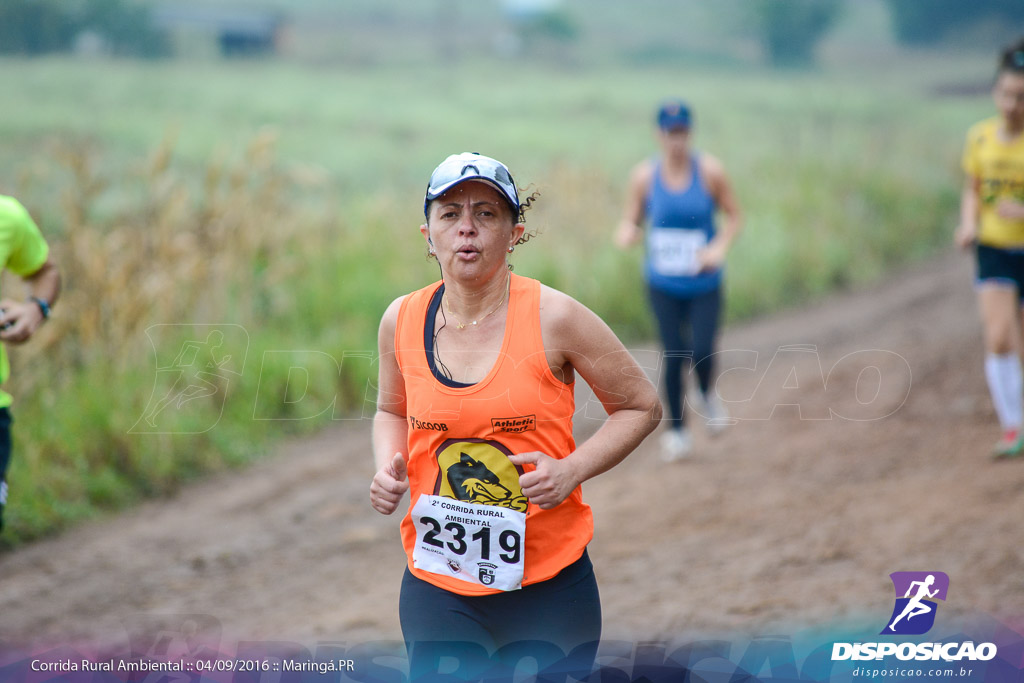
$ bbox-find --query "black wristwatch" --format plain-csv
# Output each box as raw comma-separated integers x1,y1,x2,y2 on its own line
29,296,50,320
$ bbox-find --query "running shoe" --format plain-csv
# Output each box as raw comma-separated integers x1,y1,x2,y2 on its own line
992,429,1024,459
660,428,693,462
700,391,734,436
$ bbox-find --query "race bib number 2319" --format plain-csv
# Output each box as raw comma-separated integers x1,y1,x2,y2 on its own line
411,495,526,591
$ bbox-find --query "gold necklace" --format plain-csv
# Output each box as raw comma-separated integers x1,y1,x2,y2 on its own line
444,276,509,330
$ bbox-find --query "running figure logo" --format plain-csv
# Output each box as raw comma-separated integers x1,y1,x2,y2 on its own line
881,571,949,635
131,325,248,434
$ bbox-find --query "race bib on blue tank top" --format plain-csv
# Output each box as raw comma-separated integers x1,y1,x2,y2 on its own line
648,228,707,277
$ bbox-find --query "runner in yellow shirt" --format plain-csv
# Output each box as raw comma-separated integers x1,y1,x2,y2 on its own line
956,39,1024,458
0,195,61,531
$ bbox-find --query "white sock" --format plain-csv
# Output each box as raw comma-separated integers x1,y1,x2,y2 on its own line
985,353,1023,431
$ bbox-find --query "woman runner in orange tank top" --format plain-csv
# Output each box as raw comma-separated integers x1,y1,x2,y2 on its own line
370,152,662,681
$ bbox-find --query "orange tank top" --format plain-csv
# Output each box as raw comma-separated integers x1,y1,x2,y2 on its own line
395,274,593,596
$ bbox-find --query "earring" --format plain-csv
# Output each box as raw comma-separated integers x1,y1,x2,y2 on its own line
507,246,515,253
429,248,436,254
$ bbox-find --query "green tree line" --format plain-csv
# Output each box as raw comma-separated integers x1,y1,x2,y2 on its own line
0,0,168,57
2,0,1022,64
750,0,1024,67
886,0,1024,46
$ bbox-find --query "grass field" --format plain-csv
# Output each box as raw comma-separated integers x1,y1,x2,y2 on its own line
0,30,998,542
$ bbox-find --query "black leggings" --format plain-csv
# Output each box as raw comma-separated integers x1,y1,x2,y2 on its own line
648,285,722,430
399,550,601,682
0,408,11,530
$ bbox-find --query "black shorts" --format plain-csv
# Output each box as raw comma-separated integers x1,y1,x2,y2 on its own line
399,549,601,681
0,407,11,482
977,244,1024,302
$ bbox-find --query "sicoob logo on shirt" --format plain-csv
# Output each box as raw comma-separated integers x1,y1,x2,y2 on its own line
433,438,528,512
408,415,448,432
491,415,536,433
882,571,949,635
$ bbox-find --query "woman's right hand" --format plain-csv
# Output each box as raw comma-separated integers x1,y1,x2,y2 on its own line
370,452,409,515
953,222,977,250
615,220,642,249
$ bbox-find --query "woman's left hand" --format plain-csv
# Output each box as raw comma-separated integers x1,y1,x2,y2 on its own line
996,198,1024,221
508,451,581,510
697,242,728,272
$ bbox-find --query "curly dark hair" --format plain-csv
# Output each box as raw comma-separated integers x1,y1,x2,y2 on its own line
514,188,541,245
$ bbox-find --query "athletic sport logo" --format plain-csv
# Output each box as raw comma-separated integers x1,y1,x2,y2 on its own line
491,415,536,433
882,572,949,635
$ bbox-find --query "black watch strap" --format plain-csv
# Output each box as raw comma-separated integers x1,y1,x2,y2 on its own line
29,296,50,319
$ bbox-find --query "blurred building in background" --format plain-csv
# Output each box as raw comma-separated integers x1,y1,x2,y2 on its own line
153,6,288,59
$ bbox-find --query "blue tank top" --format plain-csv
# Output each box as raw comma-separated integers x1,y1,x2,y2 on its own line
644,156,721,297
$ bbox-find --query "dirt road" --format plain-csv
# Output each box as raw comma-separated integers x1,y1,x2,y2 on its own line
2,252,1022,653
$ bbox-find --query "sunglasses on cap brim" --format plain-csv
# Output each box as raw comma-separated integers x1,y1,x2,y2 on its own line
424,156,520,217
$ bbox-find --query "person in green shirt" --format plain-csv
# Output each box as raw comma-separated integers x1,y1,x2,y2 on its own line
0,195,61,531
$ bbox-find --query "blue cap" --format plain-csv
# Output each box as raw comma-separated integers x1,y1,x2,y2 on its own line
657,100,692,130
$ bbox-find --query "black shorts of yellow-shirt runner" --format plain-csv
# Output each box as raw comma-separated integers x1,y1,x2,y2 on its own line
977,243,1024,301
0,408,13,531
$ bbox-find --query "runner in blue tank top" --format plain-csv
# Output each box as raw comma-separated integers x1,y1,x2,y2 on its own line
616,99,743,460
